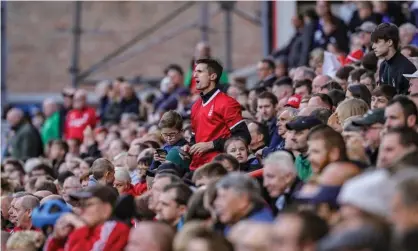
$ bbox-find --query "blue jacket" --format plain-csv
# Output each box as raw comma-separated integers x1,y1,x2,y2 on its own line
150,138,189,170
88,175,98,187
266,117,283,148
223,205,274,235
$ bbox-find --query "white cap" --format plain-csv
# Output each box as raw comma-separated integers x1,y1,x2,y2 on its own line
403,70,418,79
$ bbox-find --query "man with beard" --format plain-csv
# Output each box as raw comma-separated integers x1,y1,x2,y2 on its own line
384,95,417,130
285,116,323,182
155,183,193,231
307,125,348,176
257,92,282,148
372,23,416,94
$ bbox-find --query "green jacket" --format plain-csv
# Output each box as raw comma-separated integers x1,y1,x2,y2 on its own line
41,111,61,146
295,154,312,182
9,122,43,161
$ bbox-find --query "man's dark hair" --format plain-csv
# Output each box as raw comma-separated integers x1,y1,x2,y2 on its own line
163,183,193,206
296,211,329,243
257,91,278,106
328,89,346,107
250,86,267,95
184,190,212,222
155,172,183,183
57,171,75,186
31,163,56,179
2,158,25,174
192,162,228,184
371,23,400,49
348,84,372,106
387,95,418,124
164,64,184,76
195,58,223,85
372,85,397,100
50,139,69,153
349,68,368,83
360,72,376,87
35,180,58,194
311,93,333,110
320,81,343,92
261,58,276,70
311,108,333,124
308,125,348,161
386,127,418,148
248,120,270,146
273,76,293,88
212,154,240,172
362,52,378,72
402,45,418,57
294,80,313,94
335,66,355,81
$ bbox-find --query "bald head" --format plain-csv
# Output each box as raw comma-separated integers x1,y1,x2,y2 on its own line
42,98,58,117
228,221,272,250
18,195,40,211
312,75,332,94
33,190,53,199
6,108,24,127
318,162,361,186
126,222,174,251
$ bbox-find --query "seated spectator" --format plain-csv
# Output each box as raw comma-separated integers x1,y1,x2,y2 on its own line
271,77,293,108
125,222,174,251
33,190,53,199
294,80,313,98
359,71,376,92
384,95,418,130
107,139,128,161
346,84,372,107
228,221,272,251
348,68,368,86
192,162,228,187
330,98,369,133
225,137,260,172
308,93,333,110
156,183,193,231
263,151,302,215
399,23,418,47
45,185,130,251
319,81,343,94
179,223,233,251
257,58,277,89
257,92,282,148
247,121,269,154
149,173,182,213
312,75,332,94
88,158,115,187
184,191,212,223
214,172,274,235
34,180,58,195
371,85,397,109
10,195,40,233
401,45,418,58
113,169,137,197
377,128,418,169
30,163,55,179
61,176,82,207
327,89,346,109
6,230,44,251
212,154,240,172
334,66,355,91
271,211,329,251
48,140,68,177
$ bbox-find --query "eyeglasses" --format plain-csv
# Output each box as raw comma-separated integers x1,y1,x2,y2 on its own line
161,131,181,139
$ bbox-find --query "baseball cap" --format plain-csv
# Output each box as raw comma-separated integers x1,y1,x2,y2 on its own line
285,94,302,108
351,108,385,126
403,70,418,79
355,21,377,33
146,162,185,178
294,185,341,207
69,185,118,206
286,116,323,131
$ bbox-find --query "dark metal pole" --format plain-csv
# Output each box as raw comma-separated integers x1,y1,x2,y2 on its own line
1,1,7,109
69,1,82,88
219,1,235,73
261,1,270,57
200,2,209,42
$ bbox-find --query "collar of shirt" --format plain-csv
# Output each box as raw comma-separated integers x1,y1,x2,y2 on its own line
200,87,219,103
387,51,401,65
263,74,276,82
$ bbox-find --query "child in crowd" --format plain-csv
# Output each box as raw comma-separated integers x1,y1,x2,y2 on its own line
224,137,261,172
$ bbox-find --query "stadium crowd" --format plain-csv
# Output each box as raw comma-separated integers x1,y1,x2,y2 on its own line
3,1,418,251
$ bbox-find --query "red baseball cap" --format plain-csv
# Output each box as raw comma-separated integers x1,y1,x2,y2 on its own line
286,94,302,108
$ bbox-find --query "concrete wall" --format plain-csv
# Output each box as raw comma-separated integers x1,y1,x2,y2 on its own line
6,1,264,93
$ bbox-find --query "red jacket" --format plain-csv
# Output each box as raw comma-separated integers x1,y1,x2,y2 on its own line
133,181,147,196
122,184,138,197
64,107,97,141
44,221,130,251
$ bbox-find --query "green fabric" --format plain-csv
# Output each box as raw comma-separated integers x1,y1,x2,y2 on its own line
9,122,43,161
41,111,61,146
184,67,229,87
166,147,190,171
295,154,313,182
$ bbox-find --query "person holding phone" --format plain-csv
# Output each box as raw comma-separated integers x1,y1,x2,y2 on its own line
150,111,188,170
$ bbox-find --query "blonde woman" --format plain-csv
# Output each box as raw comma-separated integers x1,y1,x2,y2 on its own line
328,98,369,133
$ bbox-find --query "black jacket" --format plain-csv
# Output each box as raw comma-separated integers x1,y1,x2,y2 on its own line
379,51,416,94
272,31,304,68
269,177,304,216
7,122,43,161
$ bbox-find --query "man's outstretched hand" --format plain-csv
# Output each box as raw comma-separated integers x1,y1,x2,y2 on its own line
189,142,214,155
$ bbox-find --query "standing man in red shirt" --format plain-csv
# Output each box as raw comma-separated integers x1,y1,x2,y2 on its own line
64,89,97,141
185,58,251,170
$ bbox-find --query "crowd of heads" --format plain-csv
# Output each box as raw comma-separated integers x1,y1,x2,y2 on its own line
2,1,418,251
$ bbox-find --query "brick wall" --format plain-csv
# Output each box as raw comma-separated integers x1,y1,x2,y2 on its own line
6,1,263,93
